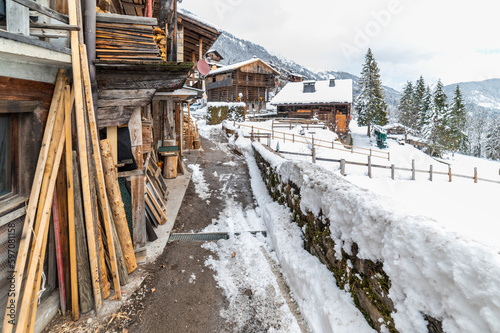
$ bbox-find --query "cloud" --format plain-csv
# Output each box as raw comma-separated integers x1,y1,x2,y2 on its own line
180,0,500,90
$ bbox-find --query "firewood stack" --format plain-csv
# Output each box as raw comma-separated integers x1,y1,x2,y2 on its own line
183,116,200,150
153,27,167,61
96,20,162,61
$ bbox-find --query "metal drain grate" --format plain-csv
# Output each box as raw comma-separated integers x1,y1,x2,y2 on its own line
168,231,267,242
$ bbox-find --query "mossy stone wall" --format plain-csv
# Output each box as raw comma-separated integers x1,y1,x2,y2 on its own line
253,145,443,333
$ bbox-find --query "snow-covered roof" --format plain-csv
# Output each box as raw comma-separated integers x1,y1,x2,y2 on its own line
207,58,280,76
178,9,221,33
271,79,353,105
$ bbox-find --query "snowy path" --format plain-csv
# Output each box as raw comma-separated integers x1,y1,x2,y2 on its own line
193,125,308,332
192,121,374,333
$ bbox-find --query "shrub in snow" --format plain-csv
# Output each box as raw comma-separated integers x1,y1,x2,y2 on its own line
207,102,246,125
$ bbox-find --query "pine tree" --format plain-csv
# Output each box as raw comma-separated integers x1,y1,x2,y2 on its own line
397,81,415,129
447,85,468,153
425,79,448,155
414,76,426,134
355,48,389,136
485,117,500,160
421,85,433,141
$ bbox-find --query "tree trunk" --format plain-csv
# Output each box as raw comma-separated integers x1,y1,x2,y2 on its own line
100,139,138,274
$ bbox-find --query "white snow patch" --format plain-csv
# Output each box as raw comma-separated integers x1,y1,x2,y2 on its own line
188,164,210,200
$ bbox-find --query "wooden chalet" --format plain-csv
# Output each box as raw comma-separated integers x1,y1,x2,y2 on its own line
271,78,353,137
206,58,280,113
0,0,219,331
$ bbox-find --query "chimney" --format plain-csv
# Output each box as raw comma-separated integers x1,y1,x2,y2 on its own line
303,81,316,93
329,76,336,87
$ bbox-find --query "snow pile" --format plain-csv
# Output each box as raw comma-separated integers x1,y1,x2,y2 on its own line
249,139,500,333
232,133,375,333
187,164,210,200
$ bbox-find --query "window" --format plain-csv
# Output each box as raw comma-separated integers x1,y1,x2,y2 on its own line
0,115,12,198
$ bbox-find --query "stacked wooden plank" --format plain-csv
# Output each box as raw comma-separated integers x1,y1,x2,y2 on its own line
96,14,162,62
145,153,168,229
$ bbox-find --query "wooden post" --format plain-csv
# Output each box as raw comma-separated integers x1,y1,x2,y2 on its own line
72,152,94,314
6,0,29,35
107,127,118,165
68,0,102,311
251,126,254,141
64,86,79,321
412,159,416,181
448,166,452,182
80,44,121,299
100,139,137,274
187,102,191,153
340,159,346,176
429,165,433,182
368,156,372,178
391,164,395,180
283,132,285,142
474,167,478,183
129,107,147,259
52,189,67,314
388,152,390,161
311,136,316,164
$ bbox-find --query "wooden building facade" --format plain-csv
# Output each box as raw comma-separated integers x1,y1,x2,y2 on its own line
206,58,279,112
271,78,353,137
0,0,219,331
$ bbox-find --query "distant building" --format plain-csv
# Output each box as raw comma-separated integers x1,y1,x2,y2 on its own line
205,58,280,113
271,78,353,136
205,49,224,69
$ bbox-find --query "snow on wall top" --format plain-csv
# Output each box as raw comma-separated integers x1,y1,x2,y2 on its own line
271,79,353,105
208,58,279,76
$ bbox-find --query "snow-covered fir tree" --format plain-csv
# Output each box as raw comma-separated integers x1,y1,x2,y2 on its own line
420,85,433,134
485,117,500,160
447,85,468,154
414,76,427,134
355,48,388,136
397,81,416,130
424,79,448,156
466,106,488,157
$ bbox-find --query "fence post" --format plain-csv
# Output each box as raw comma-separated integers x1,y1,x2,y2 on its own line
474,167,478,183
332,141,334,149
312,137,316,164
272,128,274,140
267,135,271,147
448,166,452,182
340,159,346,176
251,126,254,142
412,159,416,180
283,132,286,142
368,156,372,178
351,145,353,154
429,165,433,181
388,152,390,161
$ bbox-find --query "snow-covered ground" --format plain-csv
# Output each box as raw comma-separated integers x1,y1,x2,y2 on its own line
228,119,500,251
191,111,500,332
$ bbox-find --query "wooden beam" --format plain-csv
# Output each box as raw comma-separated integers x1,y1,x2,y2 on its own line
64,85,79,321
30,23,79,31
129,108,147,258
96,11,157,26
68,0,102,311
1,69,66,333
14,119,66,333
80,44,121,299
11,0,69,24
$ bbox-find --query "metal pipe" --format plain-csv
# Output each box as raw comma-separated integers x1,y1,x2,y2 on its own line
83,0,97,111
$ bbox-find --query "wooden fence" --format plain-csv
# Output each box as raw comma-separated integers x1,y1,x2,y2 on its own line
278,150,500,185
238,123,391,161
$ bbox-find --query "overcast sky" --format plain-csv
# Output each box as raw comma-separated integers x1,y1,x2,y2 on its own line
179,0,500,91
